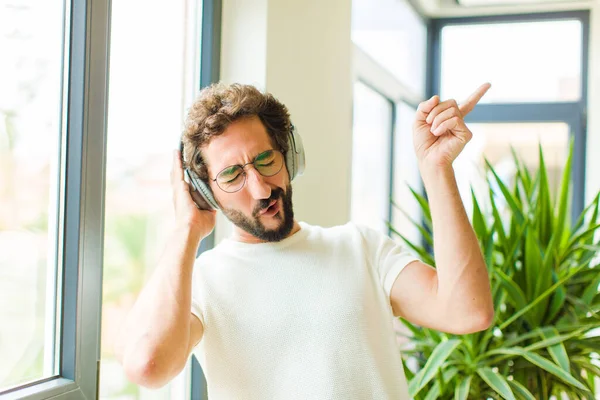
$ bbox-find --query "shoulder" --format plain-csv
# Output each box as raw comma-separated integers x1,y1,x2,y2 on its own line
340,223,416,262
193,245,223,266
190,242,231,280
299,221,366,242
298,221,393,254
327,221,388,246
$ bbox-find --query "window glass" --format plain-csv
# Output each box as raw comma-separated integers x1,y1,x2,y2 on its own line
100,0,198,397
454,123,570,215
350,82,393,233
441,20,582,103
391,103,421,244
352,0,427,98
0,0,66,390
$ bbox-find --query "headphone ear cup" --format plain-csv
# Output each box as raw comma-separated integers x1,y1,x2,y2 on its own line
285,125,305,181
185,169,220,210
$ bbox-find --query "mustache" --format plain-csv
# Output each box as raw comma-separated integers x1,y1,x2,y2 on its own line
253,187,284,216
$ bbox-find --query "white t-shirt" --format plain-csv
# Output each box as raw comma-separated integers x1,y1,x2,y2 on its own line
191,221,419,400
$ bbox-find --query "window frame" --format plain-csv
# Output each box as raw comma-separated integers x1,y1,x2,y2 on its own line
0,0,111,398
428,10,590,220
390,100,424,245
189,0,222,398
350,79,397,234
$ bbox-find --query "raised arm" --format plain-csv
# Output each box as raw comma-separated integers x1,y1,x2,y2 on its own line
113,150,215,388
390,84,495,335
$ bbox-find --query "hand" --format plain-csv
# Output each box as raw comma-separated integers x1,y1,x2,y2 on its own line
171,150,216,239
413,83,491,171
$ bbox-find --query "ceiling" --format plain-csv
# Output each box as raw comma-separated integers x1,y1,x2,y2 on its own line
453,0,586,8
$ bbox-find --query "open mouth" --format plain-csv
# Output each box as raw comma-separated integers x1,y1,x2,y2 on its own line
259,199,280,217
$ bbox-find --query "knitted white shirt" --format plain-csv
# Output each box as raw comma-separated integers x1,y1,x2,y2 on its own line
190,221,418,399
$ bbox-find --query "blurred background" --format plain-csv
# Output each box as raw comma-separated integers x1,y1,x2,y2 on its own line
1,0,598,397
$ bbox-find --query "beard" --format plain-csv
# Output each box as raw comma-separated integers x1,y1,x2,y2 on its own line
221,185,295,242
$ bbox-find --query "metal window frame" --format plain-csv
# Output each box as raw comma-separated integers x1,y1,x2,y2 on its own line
190,0,222,398
427,10,590,220
350,79,397,235
0,0,111,398
390,100,426,244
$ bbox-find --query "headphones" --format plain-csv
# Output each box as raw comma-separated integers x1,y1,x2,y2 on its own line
181,124,305,210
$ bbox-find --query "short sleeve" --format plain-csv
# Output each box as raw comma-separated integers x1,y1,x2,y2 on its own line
190,259,206,327
357,225,420,297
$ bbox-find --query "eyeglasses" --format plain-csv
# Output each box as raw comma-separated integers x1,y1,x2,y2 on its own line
212,149,284,193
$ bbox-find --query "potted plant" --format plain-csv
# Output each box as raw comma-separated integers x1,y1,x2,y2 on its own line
390,142,600,399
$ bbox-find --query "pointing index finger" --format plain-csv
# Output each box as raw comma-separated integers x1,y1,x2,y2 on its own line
459,83,491,116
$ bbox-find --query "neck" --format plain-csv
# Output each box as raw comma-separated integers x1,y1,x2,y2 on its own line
232,220,301,244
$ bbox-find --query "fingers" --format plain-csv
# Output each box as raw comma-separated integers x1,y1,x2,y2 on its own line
431,106,462,133
431,116,459,136
420,82,489,135
432,117,472,143
459,82,491,116
171,149,193,205
426,99,460,128
421,83,490,127
171,149,184,186
416,95,440,122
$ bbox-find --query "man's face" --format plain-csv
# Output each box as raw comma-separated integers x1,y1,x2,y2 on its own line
203,116,295,242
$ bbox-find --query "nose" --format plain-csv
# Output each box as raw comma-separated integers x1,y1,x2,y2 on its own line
245,167,271,200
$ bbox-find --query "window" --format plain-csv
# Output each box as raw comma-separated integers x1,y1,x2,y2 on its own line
0,0,110,398
100,0,203,398
0,0,65,390
350,81,393,234
454,122,570,214
432,11,588,219
440,20,582,103
352,0,427,98
391,103,422,244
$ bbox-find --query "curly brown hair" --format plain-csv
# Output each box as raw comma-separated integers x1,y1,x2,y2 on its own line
181,83,292,181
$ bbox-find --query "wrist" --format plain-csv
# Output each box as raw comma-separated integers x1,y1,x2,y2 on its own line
175,222,208,241
419,161,454,182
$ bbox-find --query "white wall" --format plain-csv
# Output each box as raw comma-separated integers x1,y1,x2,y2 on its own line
220,0,268,88
264,0,353,227
216,0,353,241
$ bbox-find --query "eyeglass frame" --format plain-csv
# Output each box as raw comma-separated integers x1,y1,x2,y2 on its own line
209,149,285,193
